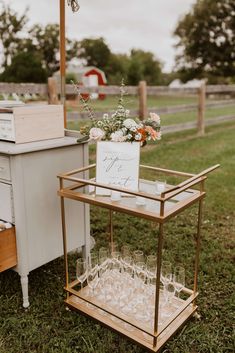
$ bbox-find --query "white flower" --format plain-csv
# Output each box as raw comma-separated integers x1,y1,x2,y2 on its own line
103,113,109,119
135,133,142,141
89,127,105,141
97,120,103,127
149,112,161,124
111,130,126,142
123,118,138,129
130,126,137,132
125,109,130,116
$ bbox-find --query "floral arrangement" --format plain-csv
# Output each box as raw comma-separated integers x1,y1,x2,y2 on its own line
75,81,161,146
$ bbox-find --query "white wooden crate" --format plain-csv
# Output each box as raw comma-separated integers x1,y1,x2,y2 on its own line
12,104,64,143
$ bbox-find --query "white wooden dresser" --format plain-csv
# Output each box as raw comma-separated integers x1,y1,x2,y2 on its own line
0,137,90,307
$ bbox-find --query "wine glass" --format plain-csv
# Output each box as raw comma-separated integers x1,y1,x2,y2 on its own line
121,244,132,258
160,260,172,287
89,252,98,269
87,264,99,297
173,266,185,300
133,250,144,263
122,256,133,279
160,261,172,314
76,258,87,290
99,247,109,261
109,241,119,254
111,251,121,275
146,255,157,270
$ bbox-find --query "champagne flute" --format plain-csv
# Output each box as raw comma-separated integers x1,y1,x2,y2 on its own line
87,264,99,297
133,250,144,263
160,260,172,287
160,260,172,315
173,266,185,299
121,244,132,258
76,258,87,290
89,252,98,269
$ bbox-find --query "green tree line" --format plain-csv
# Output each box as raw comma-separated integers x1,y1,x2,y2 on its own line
0,0,234,85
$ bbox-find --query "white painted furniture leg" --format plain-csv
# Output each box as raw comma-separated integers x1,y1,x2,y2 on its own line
20,275,29,308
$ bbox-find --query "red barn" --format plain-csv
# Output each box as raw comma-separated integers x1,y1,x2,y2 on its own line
68,65,107,100
54,65,107,99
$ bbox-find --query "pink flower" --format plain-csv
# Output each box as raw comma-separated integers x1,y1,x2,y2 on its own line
149,112,161,124
110,130,126,142
89,127,105,141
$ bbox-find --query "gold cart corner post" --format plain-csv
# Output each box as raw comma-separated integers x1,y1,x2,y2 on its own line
57,163,219,352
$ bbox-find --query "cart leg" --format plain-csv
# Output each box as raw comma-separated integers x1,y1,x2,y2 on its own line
193,199,203,307
82,203,91,262
60,194,69,296
109,210,114,251
153,222,164,348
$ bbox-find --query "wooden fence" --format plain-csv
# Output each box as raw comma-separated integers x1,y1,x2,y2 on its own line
0,80,235,135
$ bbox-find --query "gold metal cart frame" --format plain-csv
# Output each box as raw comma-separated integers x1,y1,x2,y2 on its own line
57,163,219,352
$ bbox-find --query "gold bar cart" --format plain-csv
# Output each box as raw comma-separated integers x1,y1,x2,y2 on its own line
57,163,219,352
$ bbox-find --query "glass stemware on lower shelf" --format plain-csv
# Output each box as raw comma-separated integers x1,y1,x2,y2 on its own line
75,245,186,331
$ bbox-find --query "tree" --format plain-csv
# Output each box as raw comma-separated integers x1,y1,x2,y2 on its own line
79,37,111,71
174,0,235,82
0,51,47,83
106,54,129,84
26,23,60,76
127,49,163,85
0,2,28,67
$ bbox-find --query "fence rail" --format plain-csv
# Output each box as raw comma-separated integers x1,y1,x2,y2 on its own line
0,80,235,135
1,82,235,97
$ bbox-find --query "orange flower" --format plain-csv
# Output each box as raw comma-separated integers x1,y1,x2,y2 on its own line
137,128,147,142
145,126,158,141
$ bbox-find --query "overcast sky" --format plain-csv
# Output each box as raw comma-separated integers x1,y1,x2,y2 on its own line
8,0,196,72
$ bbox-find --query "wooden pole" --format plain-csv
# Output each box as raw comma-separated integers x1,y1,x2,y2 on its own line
138,80,147,120
60,0,67,127
197,82,206,135
48,77,59,104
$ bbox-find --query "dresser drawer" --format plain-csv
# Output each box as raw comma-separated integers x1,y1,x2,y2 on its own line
0,156,11,181
0,182,14,223
0,226,17,272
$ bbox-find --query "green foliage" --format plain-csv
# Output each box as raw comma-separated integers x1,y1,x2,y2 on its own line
65,72,77,84
105,53,129,85
79,37,111,71
78,38,163,85
174,0,235,83
0,2,28,67
0,3,80,80
0,51,47,83
27,23,60,76
127,49,163,85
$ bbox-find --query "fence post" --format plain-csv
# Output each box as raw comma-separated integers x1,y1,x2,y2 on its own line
138,80,147,120
197,82,206,135
48,77,59,104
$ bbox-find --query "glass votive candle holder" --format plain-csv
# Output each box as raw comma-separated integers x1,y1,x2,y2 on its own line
136,196,146,206
155,180,166,194
110,190,121,201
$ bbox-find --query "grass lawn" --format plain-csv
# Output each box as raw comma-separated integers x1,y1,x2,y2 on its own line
75,95,198,112
0,122,234,353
